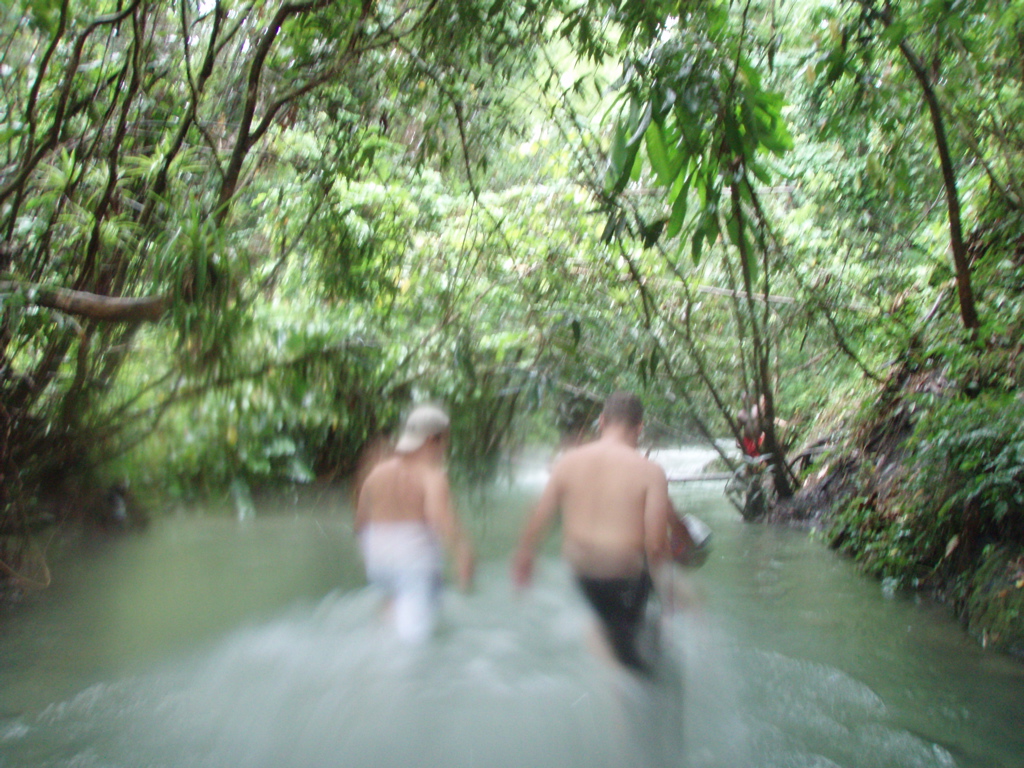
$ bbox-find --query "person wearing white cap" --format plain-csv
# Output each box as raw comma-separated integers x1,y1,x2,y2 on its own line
355,405,474,642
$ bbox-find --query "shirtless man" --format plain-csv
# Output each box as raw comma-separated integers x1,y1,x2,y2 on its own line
512,392,671,674
355,405,474,643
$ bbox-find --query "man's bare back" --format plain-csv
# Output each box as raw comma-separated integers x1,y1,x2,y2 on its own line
354,405,473,643
513,394,670,584
356,456,453,534
540,437,669,577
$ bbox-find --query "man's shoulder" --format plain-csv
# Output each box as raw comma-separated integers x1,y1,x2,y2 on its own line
364,455,402,482
364,456,447,490
552,441,603,471
608,443,668,482
638,449,669,480
555,440,662,475
422,462,449,483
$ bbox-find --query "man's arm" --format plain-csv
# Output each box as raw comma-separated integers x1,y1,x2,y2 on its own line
424,470,475,590
643,464,671,570
512,467,562,588
353,471,375,533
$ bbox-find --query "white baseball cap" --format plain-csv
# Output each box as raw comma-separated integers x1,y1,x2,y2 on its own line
394,405,450,453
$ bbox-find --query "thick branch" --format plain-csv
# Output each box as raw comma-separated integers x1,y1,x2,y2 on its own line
1,283,168,322
217,0,332,218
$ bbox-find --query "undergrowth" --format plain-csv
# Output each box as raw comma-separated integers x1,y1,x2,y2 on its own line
825,374,1024,654
818,216,1024,654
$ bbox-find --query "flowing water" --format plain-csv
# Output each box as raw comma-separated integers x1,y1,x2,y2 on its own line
1,447,1022,768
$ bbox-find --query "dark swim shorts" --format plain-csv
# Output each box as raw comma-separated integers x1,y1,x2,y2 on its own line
575,571,655,675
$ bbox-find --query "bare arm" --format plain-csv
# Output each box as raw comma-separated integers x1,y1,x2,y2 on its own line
424,471,474,590
353,473,374,533
512,468,562,588
643,465,671,570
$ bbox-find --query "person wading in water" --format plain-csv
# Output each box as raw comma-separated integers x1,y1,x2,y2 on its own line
512,392,671,675
355,405,474,643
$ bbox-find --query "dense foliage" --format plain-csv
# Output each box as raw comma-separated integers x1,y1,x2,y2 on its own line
0,0,559,520
2,0,1023,650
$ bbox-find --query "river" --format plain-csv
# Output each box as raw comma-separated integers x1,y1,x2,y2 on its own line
1,447,1022,768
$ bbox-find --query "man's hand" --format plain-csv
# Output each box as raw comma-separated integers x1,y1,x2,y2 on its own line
456,543,475,591
513,475,560,590
668,507,695,560
512,547,534,589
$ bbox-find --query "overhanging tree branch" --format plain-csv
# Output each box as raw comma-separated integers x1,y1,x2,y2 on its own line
1,283,168,323
216,0,334,219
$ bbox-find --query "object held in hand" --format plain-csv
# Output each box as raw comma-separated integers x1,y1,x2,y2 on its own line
671,513,712,568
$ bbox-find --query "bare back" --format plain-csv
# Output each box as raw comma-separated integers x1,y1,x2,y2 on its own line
544,437,670,577
355,455,449,534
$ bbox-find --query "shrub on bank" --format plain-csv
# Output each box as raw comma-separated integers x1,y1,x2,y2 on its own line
827,386,1024,656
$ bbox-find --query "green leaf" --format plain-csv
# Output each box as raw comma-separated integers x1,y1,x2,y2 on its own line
640,217,666,249
691,228,705,264
28,0,60,33
725,212,741,247
750,160,773,186
645,121,673,185
824,49,847,86
759,121,794,156
666,187,689,239
605,100,647,195
880,20,908,46
0,123,27,144
601,211,623,243
722,112,745,156
605,120,629,194
627,101,653,148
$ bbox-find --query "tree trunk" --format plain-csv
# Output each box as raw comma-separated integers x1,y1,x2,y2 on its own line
870,3,981,333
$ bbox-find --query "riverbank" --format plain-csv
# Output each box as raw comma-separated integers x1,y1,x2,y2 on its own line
773,362,1024,658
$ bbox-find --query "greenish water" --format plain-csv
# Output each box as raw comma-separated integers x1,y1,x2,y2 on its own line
0,447,1021,768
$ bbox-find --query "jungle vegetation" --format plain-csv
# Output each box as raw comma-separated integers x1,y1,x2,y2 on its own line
1,0,1023,651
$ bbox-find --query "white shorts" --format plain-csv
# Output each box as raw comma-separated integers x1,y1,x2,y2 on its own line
359,522,443,643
